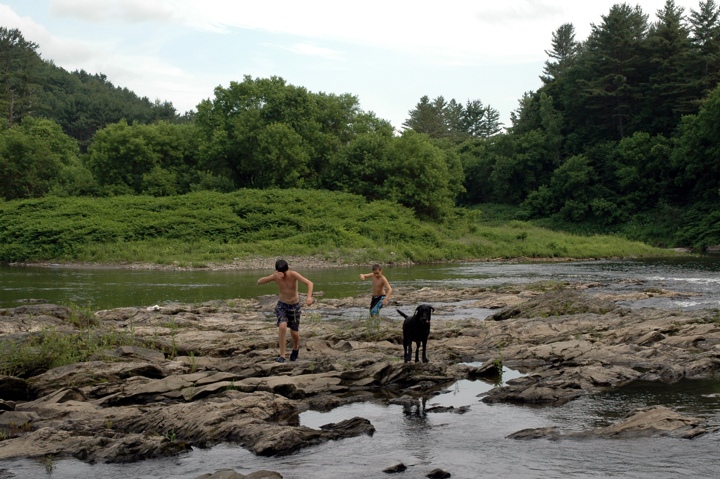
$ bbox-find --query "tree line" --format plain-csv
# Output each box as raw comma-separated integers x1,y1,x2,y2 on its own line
2,0,720,248
460,0,720,248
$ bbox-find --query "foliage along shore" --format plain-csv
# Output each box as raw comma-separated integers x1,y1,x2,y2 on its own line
0,189,678,269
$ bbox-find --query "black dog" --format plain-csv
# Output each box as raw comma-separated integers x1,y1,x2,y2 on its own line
397,304,434,363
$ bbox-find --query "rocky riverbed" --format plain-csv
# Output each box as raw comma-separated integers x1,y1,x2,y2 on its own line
1,281,718,478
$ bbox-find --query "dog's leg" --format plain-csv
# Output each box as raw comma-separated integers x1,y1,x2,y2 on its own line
421,339,428,363
414,341,420,362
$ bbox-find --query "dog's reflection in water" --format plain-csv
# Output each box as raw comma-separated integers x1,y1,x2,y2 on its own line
402,396,427,417
390,395,429,418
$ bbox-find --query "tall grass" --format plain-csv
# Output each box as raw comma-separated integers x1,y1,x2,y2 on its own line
0,327,140,378
0,189,674,265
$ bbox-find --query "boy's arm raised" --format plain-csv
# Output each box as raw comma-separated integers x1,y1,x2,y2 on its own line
257,272,280,285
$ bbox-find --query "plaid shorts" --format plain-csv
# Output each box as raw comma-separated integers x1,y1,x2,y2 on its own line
275,301,301,331
370,295,385,316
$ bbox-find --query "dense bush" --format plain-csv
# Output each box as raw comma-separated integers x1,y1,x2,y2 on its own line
0,190,670,265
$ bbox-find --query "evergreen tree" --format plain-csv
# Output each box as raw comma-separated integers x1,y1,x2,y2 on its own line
405,95,501,140
403,95,448,138
541,23,581,84
578,3,650,141
689,0,720,96
0,27,43,127
642,0,700,135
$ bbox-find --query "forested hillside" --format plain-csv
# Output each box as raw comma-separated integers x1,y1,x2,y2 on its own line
1,1,720,253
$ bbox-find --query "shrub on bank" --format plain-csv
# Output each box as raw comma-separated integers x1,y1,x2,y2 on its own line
0,189,672,264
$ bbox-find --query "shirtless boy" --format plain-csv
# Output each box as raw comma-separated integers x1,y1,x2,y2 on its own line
257,259,314,362
359,264,392,318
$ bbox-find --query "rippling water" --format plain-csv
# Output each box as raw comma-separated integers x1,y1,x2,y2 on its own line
2,256,720,311
2,256,720,478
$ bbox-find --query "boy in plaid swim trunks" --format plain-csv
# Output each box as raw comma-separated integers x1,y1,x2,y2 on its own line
360,264,392,318
257,259,314,362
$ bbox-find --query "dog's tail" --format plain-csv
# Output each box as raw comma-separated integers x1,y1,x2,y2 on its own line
396,309,409,319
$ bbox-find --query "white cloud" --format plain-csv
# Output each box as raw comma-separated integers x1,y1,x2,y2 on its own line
1,0,708,124
49,0,176,23
0,4,51,45
286,42,343,60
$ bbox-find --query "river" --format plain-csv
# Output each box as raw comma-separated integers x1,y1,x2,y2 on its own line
1,256,720,478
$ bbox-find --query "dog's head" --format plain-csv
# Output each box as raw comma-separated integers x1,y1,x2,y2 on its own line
414,304,434,324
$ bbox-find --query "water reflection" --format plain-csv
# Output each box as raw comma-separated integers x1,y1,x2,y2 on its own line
5,373,720,479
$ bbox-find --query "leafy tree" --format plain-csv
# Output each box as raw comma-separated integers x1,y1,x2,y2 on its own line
671,84,720,203
0,117,85,199
383,131,463,220
523,154,597,221
326,131,393,200
456,134,514,205
195,76,366,190
85,120,199,196
254,122,310,187
610,131,672,212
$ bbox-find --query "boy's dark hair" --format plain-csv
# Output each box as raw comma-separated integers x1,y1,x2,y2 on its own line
275,259,289,273
371,264,381,271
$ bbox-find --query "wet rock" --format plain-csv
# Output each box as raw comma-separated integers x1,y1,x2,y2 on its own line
482,364,642,405
245,416,374,456
196,470,246,479
507,426,561,440
427,468,452,478
196,470,283,479
488,289,623,321
244,472,283,479
0,426,190,463
579,406,710,439
453,361,502,380
508,406,711,440
383,462,407,473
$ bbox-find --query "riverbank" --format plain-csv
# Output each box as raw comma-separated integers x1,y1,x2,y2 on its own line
6,252,683,272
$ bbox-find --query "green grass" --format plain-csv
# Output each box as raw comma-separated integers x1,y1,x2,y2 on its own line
0,327,140,378
0,189,676,265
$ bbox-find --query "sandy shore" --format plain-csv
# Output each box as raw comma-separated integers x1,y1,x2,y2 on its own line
7,254,612,272
8,255,355,272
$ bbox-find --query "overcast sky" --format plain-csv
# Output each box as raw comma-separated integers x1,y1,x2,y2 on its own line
0,0,706,129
